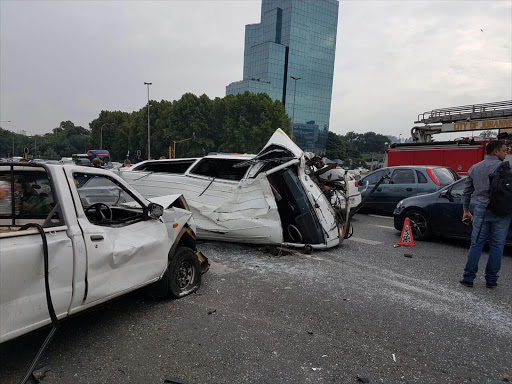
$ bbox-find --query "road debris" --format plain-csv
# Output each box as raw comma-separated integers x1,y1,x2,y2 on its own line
260,246,300,257
32,366,51,382
356,375,370,383
307,331,314,335
404,254,413,258
164,378,189,384
208,309,217,315
392,353,396,362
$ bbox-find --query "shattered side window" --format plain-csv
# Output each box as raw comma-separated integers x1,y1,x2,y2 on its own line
0,171,57,219
190,159,250,181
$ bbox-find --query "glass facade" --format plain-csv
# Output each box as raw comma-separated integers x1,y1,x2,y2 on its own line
226,0,339,152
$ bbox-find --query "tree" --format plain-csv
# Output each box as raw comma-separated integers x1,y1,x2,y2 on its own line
325,131,346,160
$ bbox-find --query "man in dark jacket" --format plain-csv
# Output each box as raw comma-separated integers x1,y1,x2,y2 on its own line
460,140,511,288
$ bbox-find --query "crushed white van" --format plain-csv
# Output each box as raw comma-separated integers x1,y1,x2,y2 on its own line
120,129,342,249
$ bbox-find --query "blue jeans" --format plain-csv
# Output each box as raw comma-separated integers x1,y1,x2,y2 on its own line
462,205,512,284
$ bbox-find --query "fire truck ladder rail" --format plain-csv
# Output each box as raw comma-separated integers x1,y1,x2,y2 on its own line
415,100,512,124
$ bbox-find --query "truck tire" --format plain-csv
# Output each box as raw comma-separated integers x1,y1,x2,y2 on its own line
168,246,201,299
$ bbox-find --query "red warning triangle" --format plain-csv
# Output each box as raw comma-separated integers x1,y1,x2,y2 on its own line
398,217,415,246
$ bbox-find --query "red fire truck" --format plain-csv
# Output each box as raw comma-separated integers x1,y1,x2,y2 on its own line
384,100,512,176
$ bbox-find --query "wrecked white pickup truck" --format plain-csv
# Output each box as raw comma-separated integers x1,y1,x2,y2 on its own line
0,162,208,344
120,129,342,249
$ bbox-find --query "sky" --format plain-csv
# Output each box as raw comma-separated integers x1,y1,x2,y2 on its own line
1,0,511,140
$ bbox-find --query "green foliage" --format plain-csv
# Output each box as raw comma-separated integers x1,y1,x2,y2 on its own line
0,92,289,161
325,130,390,167
89,91,291,160
0,121,90,160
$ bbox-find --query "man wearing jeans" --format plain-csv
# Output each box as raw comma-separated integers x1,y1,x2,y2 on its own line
460,140,511,288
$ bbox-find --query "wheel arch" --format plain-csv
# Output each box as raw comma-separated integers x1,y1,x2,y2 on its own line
170,226,209,274
401,207,432,240
401,206,431,227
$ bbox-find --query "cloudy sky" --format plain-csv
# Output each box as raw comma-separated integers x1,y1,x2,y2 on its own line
1,0,511,140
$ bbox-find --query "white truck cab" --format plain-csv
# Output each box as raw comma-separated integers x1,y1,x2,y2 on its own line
0,163,208,343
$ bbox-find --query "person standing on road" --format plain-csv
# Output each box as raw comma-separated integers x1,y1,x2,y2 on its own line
460,140,511,288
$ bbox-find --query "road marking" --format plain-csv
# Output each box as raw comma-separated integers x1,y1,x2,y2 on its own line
371,224,395,230
348,237,383,245
368,214,393,219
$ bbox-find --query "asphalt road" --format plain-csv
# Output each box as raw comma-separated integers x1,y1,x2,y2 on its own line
1,213,511,384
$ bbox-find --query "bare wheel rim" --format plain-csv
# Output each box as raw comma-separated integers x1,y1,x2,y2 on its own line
409,212,428,236
176,260,194,289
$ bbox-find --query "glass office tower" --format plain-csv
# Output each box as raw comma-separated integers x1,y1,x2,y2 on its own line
226,0,339,152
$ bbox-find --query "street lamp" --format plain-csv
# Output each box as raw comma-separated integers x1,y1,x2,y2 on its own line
100,123,112,150
290,76,301,130
144,82,152,159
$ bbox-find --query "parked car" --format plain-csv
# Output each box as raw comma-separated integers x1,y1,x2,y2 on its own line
358,166,460,212
120,129,342,249
393,177,512,242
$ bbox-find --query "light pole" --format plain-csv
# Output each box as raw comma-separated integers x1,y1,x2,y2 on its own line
290,76,301,130
399,134,402,143
144,82,152,159
100,123,112,149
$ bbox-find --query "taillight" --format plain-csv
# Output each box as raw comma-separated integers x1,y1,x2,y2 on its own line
355,181,359,187
426,168,440,186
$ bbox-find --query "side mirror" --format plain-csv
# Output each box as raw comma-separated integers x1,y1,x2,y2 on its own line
440,190,450,198
148,202,164,219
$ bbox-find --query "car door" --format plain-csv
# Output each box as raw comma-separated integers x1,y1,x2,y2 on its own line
67,168,170,304
429,179,473,238
384,168,417,211
359,169,390,209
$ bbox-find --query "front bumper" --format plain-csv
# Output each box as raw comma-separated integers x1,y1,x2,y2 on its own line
393,213,402,231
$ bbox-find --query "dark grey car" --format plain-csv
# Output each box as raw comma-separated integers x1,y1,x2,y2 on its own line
358,166,460,212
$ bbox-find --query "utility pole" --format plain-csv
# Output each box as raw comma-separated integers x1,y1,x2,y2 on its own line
144,82,152,159
100,123,111,150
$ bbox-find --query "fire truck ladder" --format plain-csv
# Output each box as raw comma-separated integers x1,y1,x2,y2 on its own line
411,100,512,142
